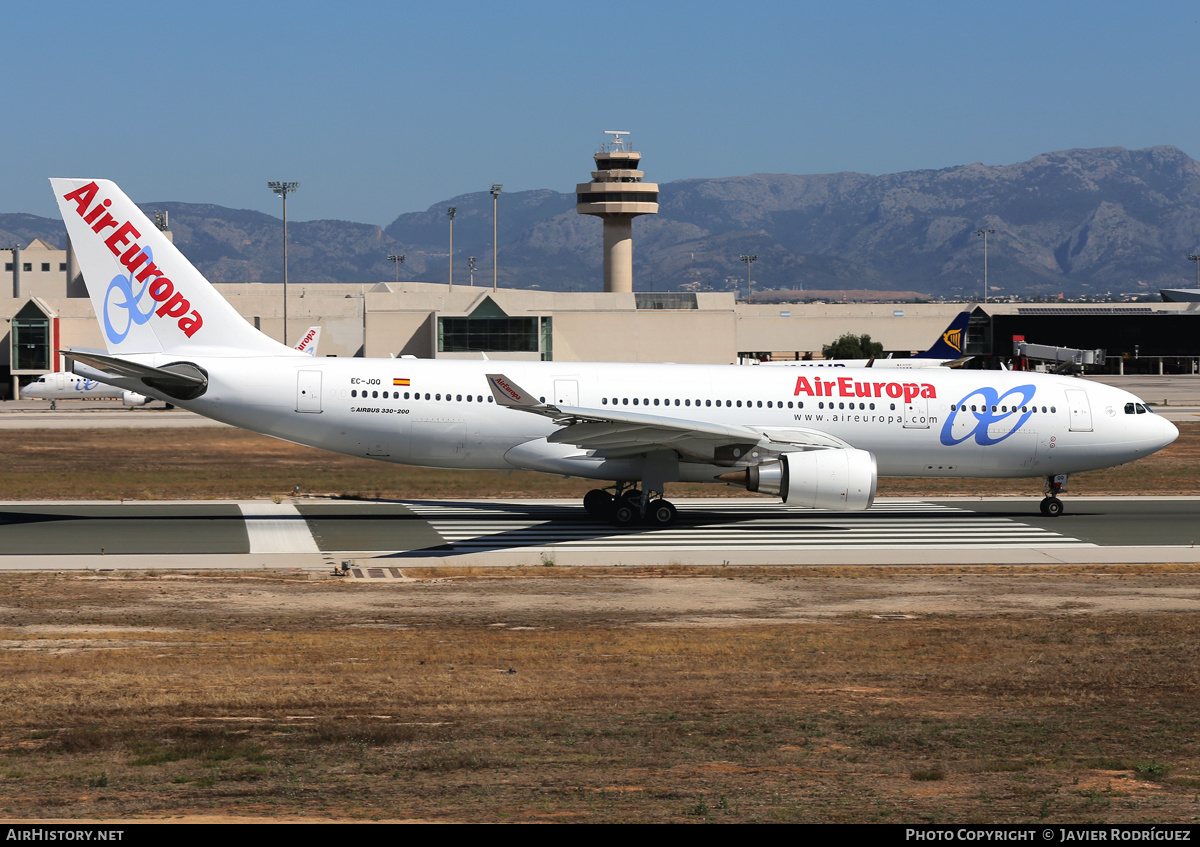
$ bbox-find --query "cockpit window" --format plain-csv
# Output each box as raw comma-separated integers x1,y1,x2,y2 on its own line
1125,402,1135,414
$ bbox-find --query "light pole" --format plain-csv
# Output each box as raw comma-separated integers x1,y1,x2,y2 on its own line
975,229,995,303
468,256,476,287
739,254,758,301
268,181,299,343
1189,254,1200,289
387,253,405,283
490,184,502,291
447,207,457,289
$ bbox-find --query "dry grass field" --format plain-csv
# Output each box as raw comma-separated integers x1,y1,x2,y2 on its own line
2,569,1200,823
1,423,1199,822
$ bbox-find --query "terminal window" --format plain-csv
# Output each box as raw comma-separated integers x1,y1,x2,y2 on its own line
438,316,540,353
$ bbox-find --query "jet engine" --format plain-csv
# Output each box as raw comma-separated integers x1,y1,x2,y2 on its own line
122,391,151,407
721,448,877,511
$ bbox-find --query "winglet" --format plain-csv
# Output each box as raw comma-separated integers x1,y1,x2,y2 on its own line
486,373,544,408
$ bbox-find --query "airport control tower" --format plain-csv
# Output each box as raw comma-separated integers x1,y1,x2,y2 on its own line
576,131,659,293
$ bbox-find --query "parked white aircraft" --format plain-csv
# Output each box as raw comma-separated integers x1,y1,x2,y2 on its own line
22,372,153,407
51,178,1178,523
22,326,322,407
750,311,971,368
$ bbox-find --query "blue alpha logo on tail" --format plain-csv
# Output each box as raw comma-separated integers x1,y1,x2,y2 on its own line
103,247,158,344
940,385,1036,446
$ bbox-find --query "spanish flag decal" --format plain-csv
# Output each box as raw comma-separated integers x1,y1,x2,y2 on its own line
393,378,410,386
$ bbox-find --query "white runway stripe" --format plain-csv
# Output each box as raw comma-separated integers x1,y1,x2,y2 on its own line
239,502,321,554
400,500,1092,553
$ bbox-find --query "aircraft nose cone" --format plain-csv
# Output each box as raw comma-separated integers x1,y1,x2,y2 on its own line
1160,415,1180,448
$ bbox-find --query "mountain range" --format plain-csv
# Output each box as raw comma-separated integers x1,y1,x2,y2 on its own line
5,145,1199,298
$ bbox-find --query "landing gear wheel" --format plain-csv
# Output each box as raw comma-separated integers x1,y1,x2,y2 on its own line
647,499,677,527
617,489,641,506
611,501,638,527
584,489,613,517
1040,497,1064,517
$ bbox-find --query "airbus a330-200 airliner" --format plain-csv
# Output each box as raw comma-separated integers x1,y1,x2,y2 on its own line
51,178,1178,525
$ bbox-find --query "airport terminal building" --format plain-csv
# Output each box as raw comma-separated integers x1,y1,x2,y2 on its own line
4,236,1200,399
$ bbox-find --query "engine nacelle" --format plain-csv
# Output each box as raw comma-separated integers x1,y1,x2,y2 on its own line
122,391,151,407
740,449,877,511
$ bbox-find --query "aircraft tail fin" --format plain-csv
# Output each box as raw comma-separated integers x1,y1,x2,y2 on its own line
293,326,321,356
913,311,969,360
50,178,294,357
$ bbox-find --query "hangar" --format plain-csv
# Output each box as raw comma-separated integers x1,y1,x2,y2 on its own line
967,303,1200,374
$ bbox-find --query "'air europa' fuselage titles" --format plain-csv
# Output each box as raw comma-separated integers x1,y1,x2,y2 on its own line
793,375,935,402
61,181,204,339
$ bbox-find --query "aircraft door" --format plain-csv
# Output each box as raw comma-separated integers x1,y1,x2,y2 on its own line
55,373,65,391
296,370,322,413
554,380,579,407
903,395,930,429
1065,389,1092,432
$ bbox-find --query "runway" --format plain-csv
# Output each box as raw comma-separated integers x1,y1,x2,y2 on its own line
1,496,1198,571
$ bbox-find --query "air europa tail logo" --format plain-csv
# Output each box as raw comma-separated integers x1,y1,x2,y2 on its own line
62,182,204,342
296,329,318,351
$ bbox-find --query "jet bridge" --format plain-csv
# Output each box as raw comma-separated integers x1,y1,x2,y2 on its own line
1012,339,1105,374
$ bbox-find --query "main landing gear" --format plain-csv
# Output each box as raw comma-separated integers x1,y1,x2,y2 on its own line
583,484,678,527
1039,474,1068,517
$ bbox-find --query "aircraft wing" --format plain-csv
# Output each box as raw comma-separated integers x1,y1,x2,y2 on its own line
486,373,851,463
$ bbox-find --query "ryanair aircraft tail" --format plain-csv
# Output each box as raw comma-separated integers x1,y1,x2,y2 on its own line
912,311,969,361
50,178,294,357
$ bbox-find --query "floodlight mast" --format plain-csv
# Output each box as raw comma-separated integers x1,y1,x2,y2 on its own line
447,207,457,289
268,181,300,342
490,185,503,291
975,228,995,303
739,253,758,300
388,253,405,283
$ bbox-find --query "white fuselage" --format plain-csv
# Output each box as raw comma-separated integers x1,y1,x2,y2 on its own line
94,355,1178,485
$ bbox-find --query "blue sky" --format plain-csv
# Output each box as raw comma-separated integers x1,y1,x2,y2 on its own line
5,0,1199,225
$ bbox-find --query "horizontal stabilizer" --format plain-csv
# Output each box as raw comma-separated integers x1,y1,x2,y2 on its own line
65,348,208,400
